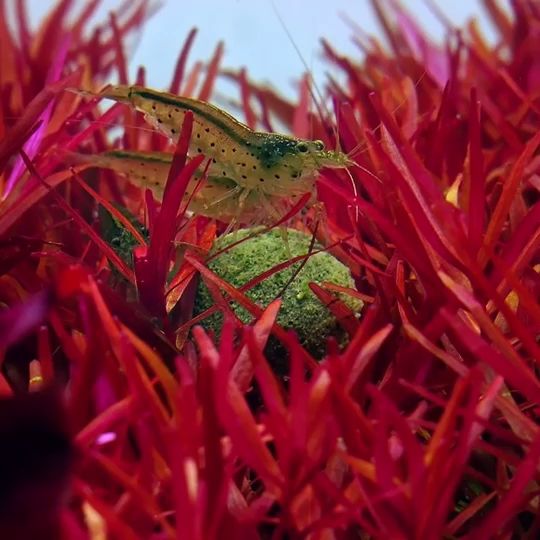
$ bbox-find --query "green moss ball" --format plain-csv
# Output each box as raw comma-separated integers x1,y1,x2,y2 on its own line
194,228,362,366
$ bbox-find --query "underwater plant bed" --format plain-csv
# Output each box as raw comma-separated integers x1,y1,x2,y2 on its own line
1,1,540,538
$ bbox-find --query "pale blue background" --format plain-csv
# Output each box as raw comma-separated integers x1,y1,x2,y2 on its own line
23,1,504,100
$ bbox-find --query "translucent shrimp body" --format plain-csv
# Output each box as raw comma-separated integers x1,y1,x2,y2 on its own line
95,85,352,196
66,150,303,225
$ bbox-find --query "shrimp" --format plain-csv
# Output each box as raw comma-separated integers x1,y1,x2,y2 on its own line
77,85,352,197
64,150,306,225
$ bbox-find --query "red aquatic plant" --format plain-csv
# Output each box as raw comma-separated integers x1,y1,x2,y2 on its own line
1,0,540,538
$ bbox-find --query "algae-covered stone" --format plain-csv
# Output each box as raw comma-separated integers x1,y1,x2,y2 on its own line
194,228,362,367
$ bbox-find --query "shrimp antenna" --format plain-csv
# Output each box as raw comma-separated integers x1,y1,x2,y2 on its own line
343,69,428,163
271,0,351,159
270,0,332,124
344,166,360,225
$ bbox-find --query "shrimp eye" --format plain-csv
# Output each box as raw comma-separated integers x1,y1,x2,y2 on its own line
297,142,309,153
314,140,325,151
